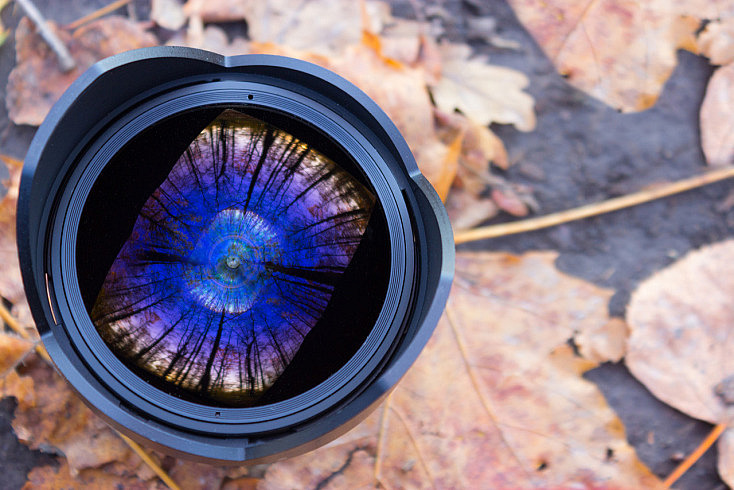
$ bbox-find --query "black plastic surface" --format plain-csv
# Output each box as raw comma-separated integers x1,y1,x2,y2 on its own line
18,47,453,463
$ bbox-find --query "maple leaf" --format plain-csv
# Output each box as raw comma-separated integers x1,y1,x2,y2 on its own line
6,16,157,126
700,63,734,167
626,239,734,487
261,252,658,488
431,43,536,132
506,0,708,112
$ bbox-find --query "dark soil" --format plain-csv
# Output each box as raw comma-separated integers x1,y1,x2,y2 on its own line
446,1,731,488
0,0,730,488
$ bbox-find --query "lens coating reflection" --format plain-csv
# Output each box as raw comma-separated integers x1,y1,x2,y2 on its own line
89,109,377,407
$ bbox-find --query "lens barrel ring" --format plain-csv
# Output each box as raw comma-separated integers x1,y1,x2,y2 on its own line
18,47,454,463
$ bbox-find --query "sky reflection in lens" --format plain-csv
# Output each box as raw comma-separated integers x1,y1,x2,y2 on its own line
90,110,375,406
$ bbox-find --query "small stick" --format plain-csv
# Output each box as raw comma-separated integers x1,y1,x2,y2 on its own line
14,0,75,72
0,302,50,361
116,432,181,490
663,422,727,488
453,166,734,244
66,0,133,31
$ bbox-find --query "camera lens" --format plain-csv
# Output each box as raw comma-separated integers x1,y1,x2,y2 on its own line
18,48,453,463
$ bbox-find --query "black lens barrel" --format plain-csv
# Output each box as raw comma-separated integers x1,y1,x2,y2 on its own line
18,47,453,463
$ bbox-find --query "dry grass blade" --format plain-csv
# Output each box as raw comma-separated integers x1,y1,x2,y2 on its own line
663,423,727,488
454,166,734,244
66,0,134,30
0,302,49,361
116,432,181,490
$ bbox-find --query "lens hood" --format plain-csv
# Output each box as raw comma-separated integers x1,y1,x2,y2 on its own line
17,47,453,464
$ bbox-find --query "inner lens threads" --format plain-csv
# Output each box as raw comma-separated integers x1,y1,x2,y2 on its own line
18,47,454,463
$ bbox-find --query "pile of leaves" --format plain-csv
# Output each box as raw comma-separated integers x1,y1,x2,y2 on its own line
1,0,734,487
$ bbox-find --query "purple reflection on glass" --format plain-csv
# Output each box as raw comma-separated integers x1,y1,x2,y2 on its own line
91,110,375,406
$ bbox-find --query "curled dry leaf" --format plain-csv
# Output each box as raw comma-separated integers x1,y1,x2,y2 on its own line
8,359,132,472
431,43,536,132
699,17,734,66
261,252,659,488
626,239,734,487
151,0,187,31
445,187,499,230
250,41,454,193
6,16,157,126
700,63,734,167
434,109,513,227
576,317,629,364
0,355,176,485
0,158,26,311
507,0,702,111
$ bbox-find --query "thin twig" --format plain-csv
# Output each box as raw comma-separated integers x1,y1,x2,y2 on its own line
663,422,727,488
0,154,22,169
454,166,734,244
116,432,181,490
65,0,133,31
14,0,75,72
0,302,50,361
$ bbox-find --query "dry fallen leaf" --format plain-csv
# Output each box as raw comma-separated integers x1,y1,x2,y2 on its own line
183,0,249,23
0,157,26,312
431,43,536,132
6,16,157,126
151,0,187,31
261,252,657,488
23,460,161,490
699,17,734,66
185,0,390,54
0,332,32,374
700,63,734,167
626,239,734,487
8,358,133,472
445,186,499,230
576,317,629,364
507,0,704,111
167,16,249,56
251,41,456,194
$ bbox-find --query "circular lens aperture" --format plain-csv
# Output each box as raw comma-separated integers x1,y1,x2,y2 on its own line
87,109,379,407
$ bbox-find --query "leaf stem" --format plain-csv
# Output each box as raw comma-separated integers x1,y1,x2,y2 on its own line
662,422,727,488
453,166,734,244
